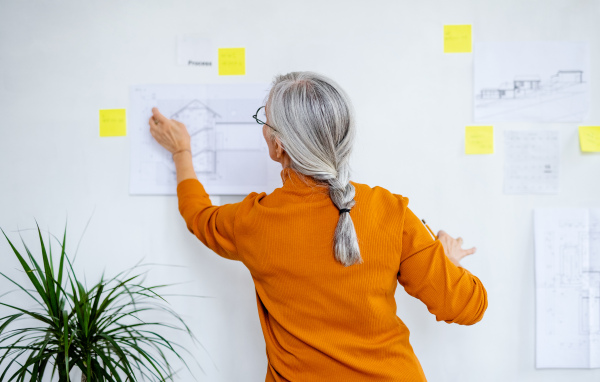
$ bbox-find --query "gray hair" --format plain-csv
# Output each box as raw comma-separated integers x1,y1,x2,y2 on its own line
266,72,362,267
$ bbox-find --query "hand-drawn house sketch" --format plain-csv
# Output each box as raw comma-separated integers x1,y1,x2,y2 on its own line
474,42,590,122
129,84,282,195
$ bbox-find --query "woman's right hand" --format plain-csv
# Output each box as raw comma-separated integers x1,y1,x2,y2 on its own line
437,230,476,267
149,107,191,155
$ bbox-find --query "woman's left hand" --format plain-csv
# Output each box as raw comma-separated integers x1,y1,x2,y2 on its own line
148,107,191,154
437,230,476,267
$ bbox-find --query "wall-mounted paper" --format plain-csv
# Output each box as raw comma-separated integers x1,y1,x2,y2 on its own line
465,126,493,154
443,25,472,53
579,126,600,152
534,208,600,368
177,35,213,67
218,48,245,75
99,109,126,137
504,130,559,194
474,42,590,122
129,83,281,195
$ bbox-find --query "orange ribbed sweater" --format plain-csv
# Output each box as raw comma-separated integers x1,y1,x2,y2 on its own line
177,167,488,382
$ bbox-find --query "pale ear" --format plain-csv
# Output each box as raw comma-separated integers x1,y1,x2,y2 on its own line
274,138,285,159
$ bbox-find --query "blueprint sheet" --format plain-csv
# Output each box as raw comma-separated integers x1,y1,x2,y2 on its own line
474,42,590,122
129,84,283,195
534,209,600,368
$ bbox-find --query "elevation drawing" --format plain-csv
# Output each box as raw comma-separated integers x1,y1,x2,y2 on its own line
474,42,590,123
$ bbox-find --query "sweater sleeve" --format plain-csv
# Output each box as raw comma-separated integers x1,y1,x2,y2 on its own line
396,200,488,326
177,178,241,261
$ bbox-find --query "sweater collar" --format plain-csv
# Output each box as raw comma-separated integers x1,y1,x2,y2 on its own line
280,167,323,190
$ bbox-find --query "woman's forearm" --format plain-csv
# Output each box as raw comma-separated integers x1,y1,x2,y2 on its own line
173,151,198,185
148,107,197,185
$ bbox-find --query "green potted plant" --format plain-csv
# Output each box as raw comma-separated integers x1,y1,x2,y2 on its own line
0,223,197,381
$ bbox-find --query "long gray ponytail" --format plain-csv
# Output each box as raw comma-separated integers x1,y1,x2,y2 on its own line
266,72,362,267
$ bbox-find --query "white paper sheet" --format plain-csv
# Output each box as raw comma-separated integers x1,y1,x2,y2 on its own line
474,42,590,122
129,84,283,195
503,130,559,194
176,35,213,67
535,208,600,369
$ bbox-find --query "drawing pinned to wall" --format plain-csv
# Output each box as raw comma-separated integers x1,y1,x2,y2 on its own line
177,35,213,67
99,109,126,137
579,126,600,152
474,42,590,122
534,208,600,368
129,84,282,195
503,130,559,194
170,100,219,174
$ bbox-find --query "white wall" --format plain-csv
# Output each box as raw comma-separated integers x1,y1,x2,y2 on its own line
1,0,599,381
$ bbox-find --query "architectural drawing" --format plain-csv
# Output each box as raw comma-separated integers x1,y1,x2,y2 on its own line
478,71,583,101
474,42,590,122
534,209,600,369
170,100,220,174
129,84,282,195
503,130,559,195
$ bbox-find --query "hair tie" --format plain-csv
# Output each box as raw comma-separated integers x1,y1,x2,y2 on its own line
339,208,351,215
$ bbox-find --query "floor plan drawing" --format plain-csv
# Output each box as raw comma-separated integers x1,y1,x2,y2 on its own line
534,209,600,369
474,42,590,122
129,84,283,195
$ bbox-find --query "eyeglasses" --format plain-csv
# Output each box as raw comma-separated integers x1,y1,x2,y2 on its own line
252,106,278,132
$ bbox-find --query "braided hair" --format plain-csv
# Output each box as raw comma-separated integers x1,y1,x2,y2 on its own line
266,72,361,266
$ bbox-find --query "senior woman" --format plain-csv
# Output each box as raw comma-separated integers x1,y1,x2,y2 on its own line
149,72,488,381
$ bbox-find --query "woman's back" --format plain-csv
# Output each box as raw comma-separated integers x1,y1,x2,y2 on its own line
177,167,488,381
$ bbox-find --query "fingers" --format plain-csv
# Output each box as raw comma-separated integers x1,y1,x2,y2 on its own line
437,231,469,247
152,107,169,123
148,116,160,138
463,246,477,256
149,116,158,130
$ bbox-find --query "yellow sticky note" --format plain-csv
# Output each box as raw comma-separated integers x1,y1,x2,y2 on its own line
465,126,493,154
218,48,245,75
99,109,126,137
444,25,472,53
579,126,600,152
